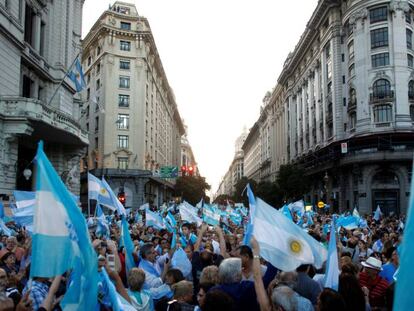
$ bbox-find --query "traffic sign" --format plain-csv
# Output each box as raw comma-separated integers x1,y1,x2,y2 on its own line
159,166,178,178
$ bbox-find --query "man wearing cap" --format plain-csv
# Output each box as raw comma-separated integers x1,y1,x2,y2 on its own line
359,256,389,309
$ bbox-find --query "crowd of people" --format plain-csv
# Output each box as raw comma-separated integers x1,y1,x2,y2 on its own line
0,202,406,311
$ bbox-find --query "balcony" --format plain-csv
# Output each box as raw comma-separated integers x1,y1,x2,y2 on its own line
370,91,394,104
0,96,88,145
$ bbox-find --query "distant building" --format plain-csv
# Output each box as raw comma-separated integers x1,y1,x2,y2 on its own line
0,0,87,198
181,122,198,176
81,1,185,207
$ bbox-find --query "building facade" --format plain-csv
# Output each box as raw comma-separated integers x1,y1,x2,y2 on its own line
181,123,198,175
81,1,185,208
242,121,261,182
0,0,87,198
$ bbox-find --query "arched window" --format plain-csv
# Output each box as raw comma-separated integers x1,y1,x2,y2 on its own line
409,80,414,100
349,111,357,129
373,104,392,123
350,88,357,106
410,105,414,121
373,79,391,99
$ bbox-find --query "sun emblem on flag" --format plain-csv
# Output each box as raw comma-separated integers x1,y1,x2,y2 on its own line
289,239,302,254
100,188,107,195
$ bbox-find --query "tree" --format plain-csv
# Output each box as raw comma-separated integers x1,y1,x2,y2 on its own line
276,164,310,202
174,175,211,206
233,177,258,206
256,181,281,208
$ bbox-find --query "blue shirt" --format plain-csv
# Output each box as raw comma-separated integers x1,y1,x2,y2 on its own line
379,263,397,284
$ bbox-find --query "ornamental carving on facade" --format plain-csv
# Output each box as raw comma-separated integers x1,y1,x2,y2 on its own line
349,8,368,26
390,0,410,13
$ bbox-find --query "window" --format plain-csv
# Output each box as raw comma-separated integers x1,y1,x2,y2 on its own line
120,22,131,30
373,104,392,123
119,94,130,107
95,116,99,131
97,46,101,56
117,114,129,130
120,60,130,70
86,88,90,100
372,52,390,67
118,157,128,170
406,12,412,24
370,7,388,24
409,80,414,100
96,79,100,90
86,74,91,85
349,63,355,77
348,41,354,60
119,76,130,88
95,97,100,111
410,105,414,121
88,56,92,66
120,40,131,51
373,79,391,99
22,75,33,98
408,54,414,68
118,6,130,15
118,135,129,149
95,137,98,149
40,21,45,56
349,112,357,129
371,28,388,48
24,4,35,46
407,29,413,49
96,63,101,75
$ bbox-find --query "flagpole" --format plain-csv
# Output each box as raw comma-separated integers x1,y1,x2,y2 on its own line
47,51,81,106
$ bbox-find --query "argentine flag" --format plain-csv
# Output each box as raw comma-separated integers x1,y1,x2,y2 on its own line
121,217,136,272
179,202,202,226
145,208,166,230
12,204,34,233
324,217,339,290
31,141,98,310
252,197,327,271
100,178,126,216
13,190,36,209
88,173,102,201
242,183,256,246
203,206,220,226
96,204,109,239
336,215,359,230
68,57,86,92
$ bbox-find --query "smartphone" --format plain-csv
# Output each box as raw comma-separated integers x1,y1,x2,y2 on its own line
106,254,115,271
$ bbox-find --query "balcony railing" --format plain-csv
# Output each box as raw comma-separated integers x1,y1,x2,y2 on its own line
0,96,88,144
370,91,394,103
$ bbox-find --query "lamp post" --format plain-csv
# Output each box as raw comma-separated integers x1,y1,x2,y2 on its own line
323,171,329,208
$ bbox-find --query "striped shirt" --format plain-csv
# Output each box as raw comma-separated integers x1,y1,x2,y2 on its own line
359,271,389,308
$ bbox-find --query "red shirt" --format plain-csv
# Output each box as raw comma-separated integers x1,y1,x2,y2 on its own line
359,271,389,308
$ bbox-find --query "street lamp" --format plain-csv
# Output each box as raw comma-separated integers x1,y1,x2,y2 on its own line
23,168,32,180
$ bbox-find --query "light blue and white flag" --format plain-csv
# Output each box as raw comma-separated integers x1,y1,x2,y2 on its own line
203,206,220,226
336,215,359,230
12,204,34,233
280,205,293,221
252,197,327,271
139,203,149,211
288,200,305,217
100,178,126,216
121,217,136,272
88,173,102,201
145,208,166,230
171,248,192,278
96,204,109,239
196,198,204,209
324,217,339,290
352,207,360,218
393,166,414,310
179,202,202,226
242,184,256,246
68,57,86,92
32,141,97,310
100,268,135,311
13,190,36,209
166,212,177,228
373,205,382,221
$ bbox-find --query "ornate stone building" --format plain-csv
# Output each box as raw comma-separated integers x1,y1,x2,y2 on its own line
0,0,87,198
236,0,414,215
81,2,185,207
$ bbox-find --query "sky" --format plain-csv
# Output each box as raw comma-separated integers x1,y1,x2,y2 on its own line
82,0,319,195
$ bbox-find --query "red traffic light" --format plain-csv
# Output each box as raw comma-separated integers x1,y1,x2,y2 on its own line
188,166,194,176
118,192,126,205
181,165,187,172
